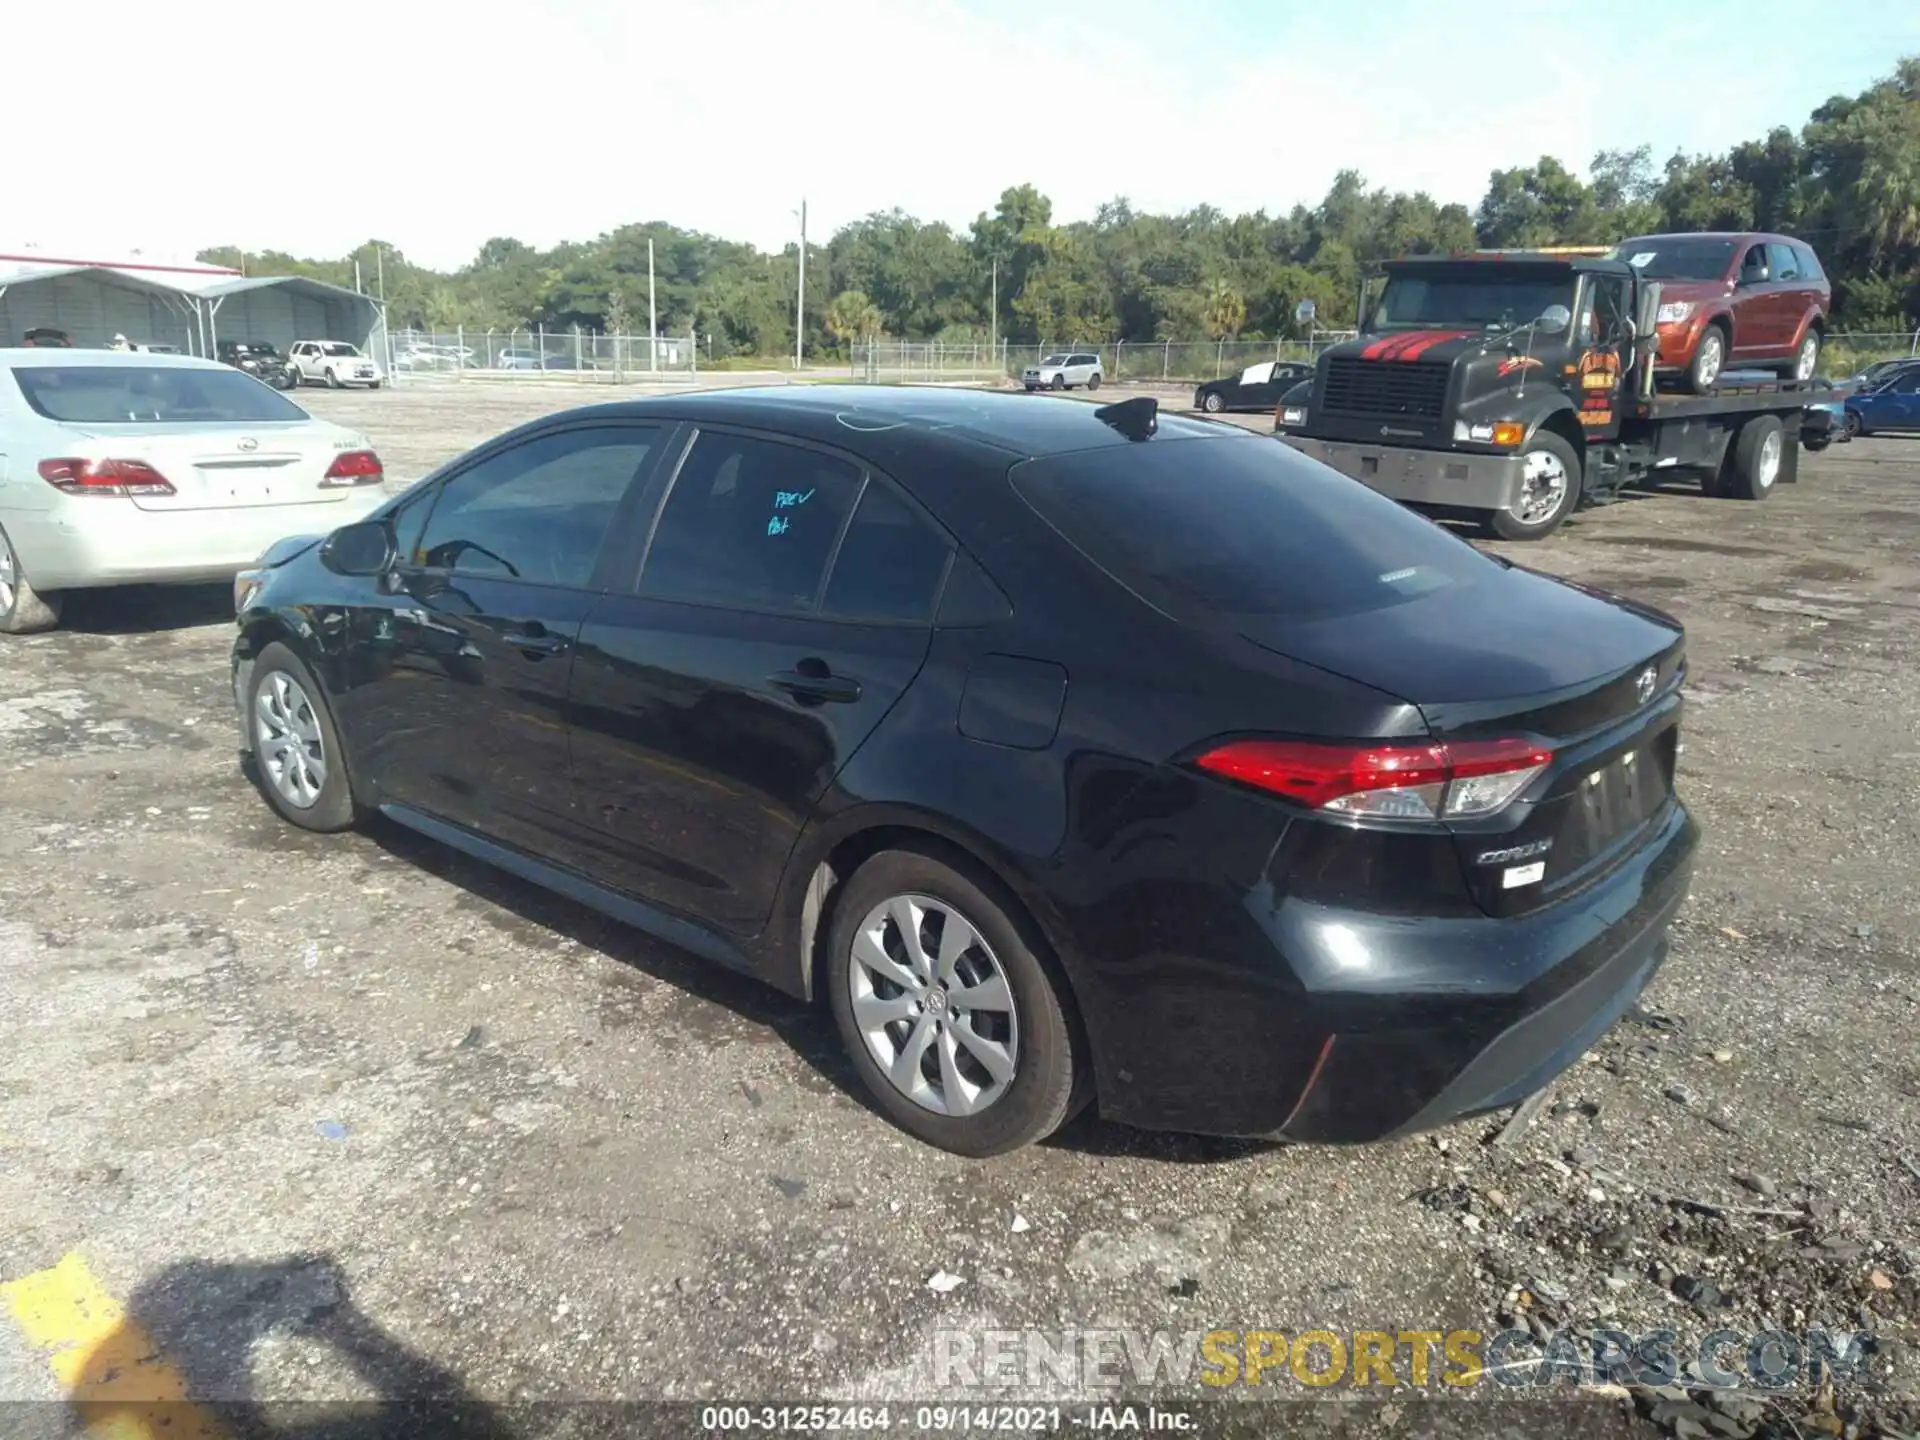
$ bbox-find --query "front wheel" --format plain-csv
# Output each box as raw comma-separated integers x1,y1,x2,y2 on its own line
1487,431,1583,541
245,642,360,832
1685,325,1727,394
368,381,383,390
1050,375,1065,391
1844,410,1864,439
826,849,1087,1157
325,368,342,390
1202,392,1224,413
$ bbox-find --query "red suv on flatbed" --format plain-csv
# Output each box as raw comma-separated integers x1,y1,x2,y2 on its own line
1614,232,1830,392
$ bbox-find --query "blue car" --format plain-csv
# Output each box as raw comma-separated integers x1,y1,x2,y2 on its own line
1802,382,1850,451
1846,368,1920,437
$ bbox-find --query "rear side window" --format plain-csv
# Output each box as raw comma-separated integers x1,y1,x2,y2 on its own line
1794,244,1825,281
821,479,952,623
640,432,862,612
12,365,308,424
1011,433,1496,621
1767,243,1800,281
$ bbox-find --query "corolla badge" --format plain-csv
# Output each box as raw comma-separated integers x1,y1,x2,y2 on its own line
1635,666,1657,705
237,437,259,452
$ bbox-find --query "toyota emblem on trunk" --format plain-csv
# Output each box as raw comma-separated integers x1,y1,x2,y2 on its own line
1635,667,1657,705
237,437,258,452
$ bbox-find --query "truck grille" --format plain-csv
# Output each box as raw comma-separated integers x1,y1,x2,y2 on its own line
1321,358,1450,420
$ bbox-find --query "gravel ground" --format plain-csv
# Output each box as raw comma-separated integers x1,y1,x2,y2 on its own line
0,381,1915,1438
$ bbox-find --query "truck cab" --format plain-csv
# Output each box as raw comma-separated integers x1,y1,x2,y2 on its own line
1277,252,1815,539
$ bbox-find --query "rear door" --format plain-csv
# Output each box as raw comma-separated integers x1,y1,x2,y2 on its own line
335,421,665,861
1767,242,1814,357
566,427,952,930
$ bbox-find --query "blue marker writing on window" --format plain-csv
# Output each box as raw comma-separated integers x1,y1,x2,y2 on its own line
774,489,815,509
767,516,790,536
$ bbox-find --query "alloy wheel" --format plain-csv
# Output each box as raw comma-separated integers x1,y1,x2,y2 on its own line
1695,331,1725,388
1515,449,1570,526
255,671,329,809
1795,335,1819,382
847,893,1020,1117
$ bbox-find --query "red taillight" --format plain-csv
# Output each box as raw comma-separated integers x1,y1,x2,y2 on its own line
1195,737,1553,821
322,450,384,487
37,457,176,497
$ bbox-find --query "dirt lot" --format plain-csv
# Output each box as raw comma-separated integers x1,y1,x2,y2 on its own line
2,380,1917,1436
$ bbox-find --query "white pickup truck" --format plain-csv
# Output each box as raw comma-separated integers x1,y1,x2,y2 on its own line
289,340,384,390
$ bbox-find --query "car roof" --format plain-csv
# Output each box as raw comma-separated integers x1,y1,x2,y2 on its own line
1619,231,1803,245
521,385,1237,462
0,348,227,371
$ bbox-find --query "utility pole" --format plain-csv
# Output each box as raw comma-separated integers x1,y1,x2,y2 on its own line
648,236,658,374
990,257,998,360
354,257,363,294
796,199,807,370
375,245,386,305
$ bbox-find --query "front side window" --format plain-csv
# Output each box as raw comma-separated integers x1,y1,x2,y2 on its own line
638,433,862,612
320,342,360,357
413,425,659,588
13,365,308,424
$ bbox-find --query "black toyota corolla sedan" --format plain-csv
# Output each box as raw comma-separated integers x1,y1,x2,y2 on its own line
231,387,1697,1157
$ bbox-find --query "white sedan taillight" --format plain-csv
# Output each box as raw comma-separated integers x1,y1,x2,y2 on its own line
321,450,385,487
38,457,176,498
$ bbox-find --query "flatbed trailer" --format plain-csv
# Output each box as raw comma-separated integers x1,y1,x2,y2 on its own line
1274,253,1834,539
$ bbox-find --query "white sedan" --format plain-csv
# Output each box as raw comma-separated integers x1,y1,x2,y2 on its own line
0,349,390,634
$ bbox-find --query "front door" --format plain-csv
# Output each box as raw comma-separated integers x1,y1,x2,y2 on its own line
566,428,953,933
331,422,665,860
1575,273,1631,439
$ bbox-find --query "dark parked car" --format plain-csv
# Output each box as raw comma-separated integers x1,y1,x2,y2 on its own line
1611,232,1830,392
231,387,1698,1156
1193,360,1313,414
216,340,299,390
1845,367,1920,436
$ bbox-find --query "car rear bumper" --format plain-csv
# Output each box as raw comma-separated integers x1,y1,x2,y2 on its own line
5,495,379,591
1080,797,1698,1142
1283,435,1528,512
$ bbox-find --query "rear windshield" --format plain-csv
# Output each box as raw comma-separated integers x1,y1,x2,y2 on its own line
13,366,310,424
1614,238,1737,281
1011,432,1495,621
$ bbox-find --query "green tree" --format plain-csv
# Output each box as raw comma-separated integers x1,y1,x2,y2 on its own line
824,289,884,351
1202,278,1246,339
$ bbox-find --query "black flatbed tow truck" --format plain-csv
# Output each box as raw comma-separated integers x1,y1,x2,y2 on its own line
1273,251,1834,539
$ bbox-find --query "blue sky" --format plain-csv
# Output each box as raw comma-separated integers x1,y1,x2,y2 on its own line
11,0,1920,269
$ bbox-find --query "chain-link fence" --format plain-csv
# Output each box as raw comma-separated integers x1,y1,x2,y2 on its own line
380,325,1919,386
847,336,1360,385
383,327,701,382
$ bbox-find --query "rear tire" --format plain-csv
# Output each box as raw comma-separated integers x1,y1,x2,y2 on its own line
1720,414,1784,501
1487,431,1583,541
826,848,1086,1157
1086,373,1101,391
1685,324,1728,394
245,642,361,832
1783,329,1820,383
0,525,62,635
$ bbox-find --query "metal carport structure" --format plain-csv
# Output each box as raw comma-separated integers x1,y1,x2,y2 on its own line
183,275,385,363
0,264,206,351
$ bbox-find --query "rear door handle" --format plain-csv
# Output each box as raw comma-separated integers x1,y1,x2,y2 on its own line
768,669,861,704
504,627,570,657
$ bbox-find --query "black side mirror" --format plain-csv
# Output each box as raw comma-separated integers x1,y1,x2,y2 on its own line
1536,305,1572,335
320,520,397,578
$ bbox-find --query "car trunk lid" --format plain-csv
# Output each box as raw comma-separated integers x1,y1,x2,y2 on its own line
1240,565,1686,917
59,424,365,513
